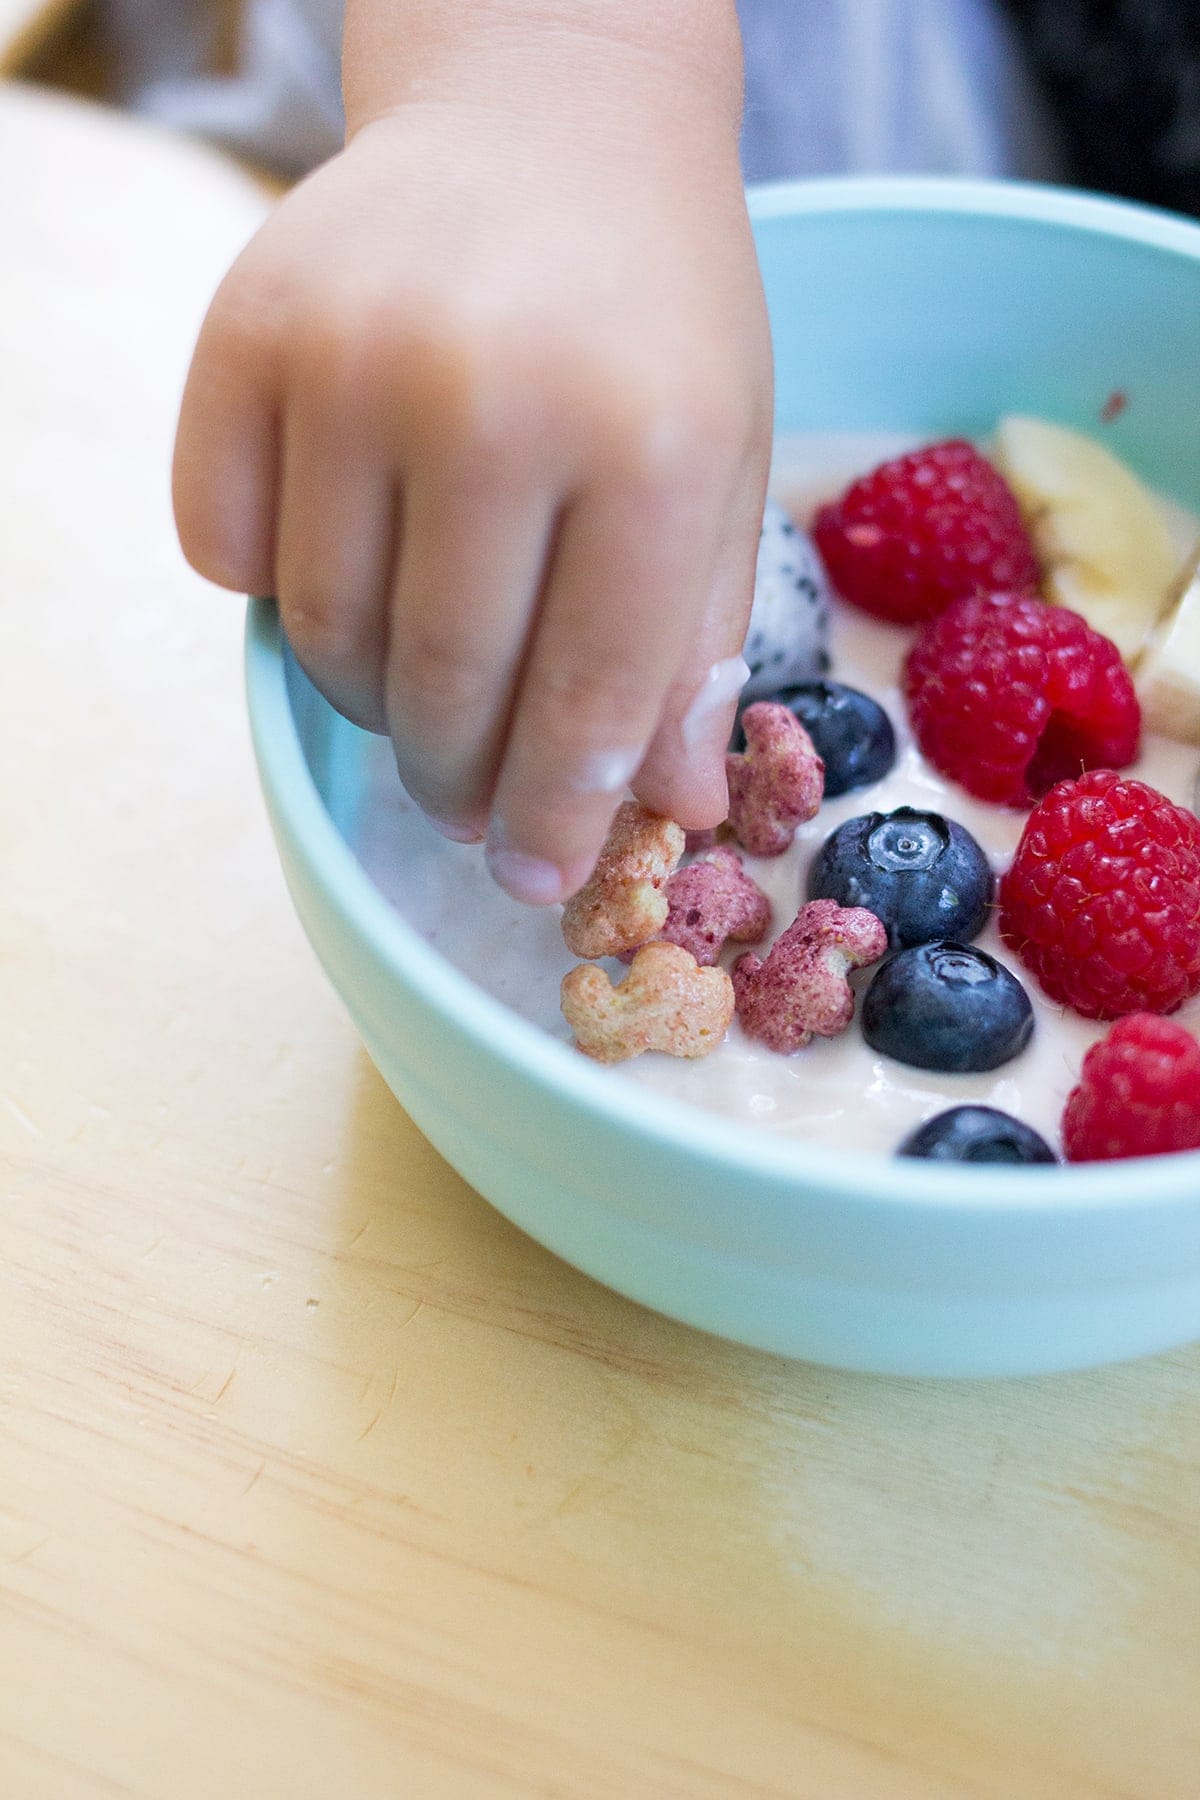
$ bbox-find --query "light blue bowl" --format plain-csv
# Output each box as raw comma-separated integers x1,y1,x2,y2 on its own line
247,178,1200,1379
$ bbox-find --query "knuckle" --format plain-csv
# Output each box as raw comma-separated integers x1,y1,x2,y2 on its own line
174,504,246,591
389,621,493,714
280,584,363,674
284,293,537,466
399,314,540,466
202,265,288,372
537,654,647,738
596,374,746,498
277,273,433,398
284,284,381,392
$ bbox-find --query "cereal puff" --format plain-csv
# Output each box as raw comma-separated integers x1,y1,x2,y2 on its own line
562,943,735,1063
732,898,887,1054
660,847,771,966
726,702,824,856
561,802,685,960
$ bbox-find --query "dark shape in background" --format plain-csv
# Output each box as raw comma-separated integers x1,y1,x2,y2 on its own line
1006,0,1200,216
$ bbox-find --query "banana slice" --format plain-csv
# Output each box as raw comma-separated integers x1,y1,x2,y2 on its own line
992,415,1184,665
1137,554,1200,742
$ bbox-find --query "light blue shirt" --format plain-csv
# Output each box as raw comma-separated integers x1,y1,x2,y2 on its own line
737,0,1060,183
110,0,1061,185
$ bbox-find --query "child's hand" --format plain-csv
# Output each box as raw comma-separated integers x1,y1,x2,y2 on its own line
174,9,772,903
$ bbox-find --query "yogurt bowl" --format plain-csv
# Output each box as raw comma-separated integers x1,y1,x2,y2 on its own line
246,177,1200,1379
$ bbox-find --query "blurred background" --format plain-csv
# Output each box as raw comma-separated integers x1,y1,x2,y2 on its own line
6,0,1200,215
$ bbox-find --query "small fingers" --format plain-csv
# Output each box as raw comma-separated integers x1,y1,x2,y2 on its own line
384,473,557,840
173,282,280,595
485,472,722,904
632,453,769,826
275,393,396,733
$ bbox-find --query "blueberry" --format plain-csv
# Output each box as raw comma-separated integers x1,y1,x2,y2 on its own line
736,680,895,795
807,807,992,951
861,940,1033,1073
897,1106,1057,1164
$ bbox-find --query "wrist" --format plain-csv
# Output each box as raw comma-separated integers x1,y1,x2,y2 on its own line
343,0,744,143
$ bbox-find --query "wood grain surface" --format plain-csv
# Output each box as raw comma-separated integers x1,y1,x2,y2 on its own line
2,80,1199,1800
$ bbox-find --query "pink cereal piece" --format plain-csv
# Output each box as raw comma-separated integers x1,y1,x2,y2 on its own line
561,802,686,959
732,898,887,1054
660,846,772,966
726,702,824,856
562,942,735,1063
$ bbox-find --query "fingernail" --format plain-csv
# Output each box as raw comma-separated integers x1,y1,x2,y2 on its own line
485,841,568,905
426,814,485,845
681,656,751,750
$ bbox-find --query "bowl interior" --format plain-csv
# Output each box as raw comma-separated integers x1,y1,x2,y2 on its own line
755,178,1200,507
256,178,1200,1212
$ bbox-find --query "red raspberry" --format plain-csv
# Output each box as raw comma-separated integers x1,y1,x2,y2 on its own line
999,771,1200,1019
905,594,1140,806
1063,1014,1200,1161
813,440,1039,624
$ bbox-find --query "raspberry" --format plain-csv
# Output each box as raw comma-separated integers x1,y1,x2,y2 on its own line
1062,1014,1200,1161
905,594,1140,806
999,771,1200,1019
813,440,1039,624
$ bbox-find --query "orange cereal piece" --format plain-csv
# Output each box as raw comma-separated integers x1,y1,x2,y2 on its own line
561,942,735,1063
561,802,685,959
726,702,824,856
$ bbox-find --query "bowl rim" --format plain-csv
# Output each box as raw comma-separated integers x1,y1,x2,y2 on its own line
245,174,1200,1217
747,170,1200,250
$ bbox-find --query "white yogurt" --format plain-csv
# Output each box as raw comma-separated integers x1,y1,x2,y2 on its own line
352,434,1200,1158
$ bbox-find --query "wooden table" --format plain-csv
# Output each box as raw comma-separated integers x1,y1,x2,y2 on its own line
2,80,1199,1800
